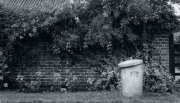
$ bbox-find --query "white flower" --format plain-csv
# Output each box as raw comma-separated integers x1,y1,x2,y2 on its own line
75,16,80,23
53,72,61,80
102,72,107,76
16,75,24,81
35,71,42,76
87,78,94,85
72,75,78,81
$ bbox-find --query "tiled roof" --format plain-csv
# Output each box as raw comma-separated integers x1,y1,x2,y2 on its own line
0,0,74,13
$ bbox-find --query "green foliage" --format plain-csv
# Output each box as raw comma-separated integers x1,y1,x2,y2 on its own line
0,0,178,58
144,63,174,93
88,70,119,91
0,0,179,92
142,42,175,93
16,72,42,92
44,0,178,56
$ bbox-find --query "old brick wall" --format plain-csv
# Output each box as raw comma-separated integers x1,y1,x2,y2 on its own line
12,34,172,90
13,42,99,90
151,34,170,69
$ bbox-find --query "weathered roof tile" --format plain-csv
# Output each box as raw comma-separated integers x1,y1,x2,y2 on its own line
0,0,71,13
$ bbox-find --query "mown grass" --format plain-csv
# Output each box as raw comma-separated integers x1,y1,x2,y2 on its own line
0,91,180,103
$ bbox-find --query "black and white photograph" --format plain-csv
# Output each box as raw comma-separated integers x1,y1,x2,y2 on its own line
0,0,180,103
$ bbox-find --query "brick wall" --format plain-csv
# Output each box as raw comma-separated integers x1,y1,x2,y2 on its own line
12,34,172,90
151,34,170,69
13,42,99,91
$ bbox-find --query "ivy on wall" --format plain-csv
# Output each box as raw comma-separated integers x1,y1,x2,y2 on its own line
0,0,179,91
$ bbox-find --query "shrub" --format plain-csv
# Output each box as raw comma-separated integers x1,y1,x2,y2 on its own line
87,70,119,91
144,63,174,93
65,74,79,91
16,71,42,92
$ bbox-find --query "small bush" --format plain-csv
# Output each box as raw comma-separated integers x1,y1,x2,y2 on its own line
16,72,42,92
144,63,174,93
87,70,119,91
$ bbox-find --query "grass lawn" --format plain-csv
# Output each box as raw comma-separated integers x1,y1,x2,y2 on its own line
1,91,180,103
